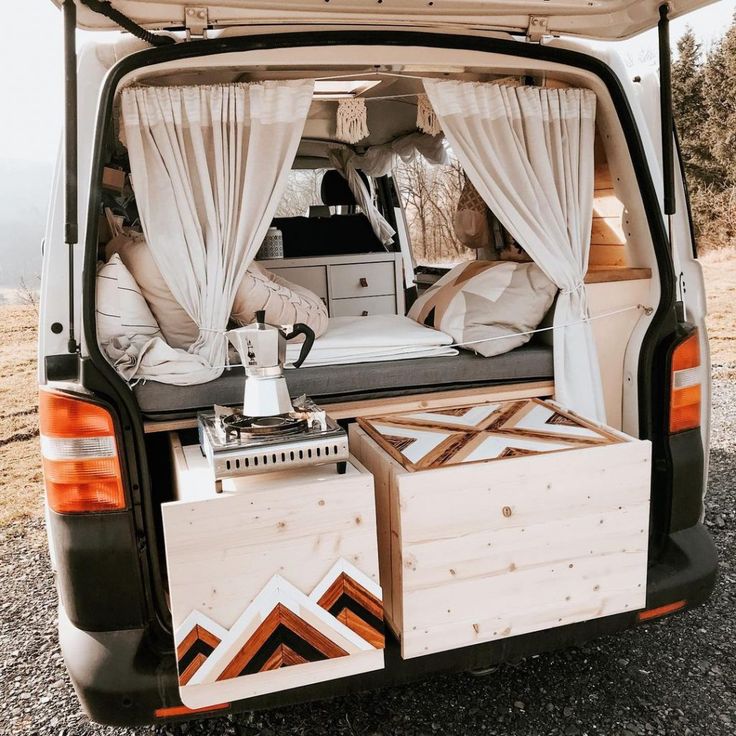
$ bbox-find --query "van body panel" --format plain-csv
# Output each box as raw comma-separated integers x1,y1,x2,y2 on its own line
38,20,717,727
54,0,716,40
58,521,716,725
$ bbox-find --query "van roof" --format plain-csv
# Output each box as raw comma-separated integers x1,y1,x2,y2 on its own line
57,0,714,41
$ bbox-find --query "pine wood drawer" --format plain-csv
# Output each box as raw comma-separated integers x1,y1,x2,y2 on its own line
329,261,395,299
162,452,385,708
330,295,397,317
349,400,651,659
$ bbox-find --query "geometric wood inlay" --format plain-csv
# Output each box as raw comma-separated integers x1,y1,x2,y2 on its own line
176,624,222,686
173,559,384,688
217,603,349,680
316,572,385,649
383,435,417,454
357,398,621,472
545,411,581,427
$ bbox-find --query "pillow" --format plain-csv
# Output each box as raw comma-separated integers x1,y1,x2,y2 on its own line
231,262,329,337
106,235,199,350
96,253,162,347
407,261,557,358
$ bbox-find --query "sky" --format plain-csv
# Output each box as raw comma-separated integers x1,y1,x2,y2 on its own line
0,0,734,166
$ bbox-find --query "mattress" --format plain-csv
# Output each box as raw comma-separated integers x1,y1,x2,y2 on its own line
133,343,554,419
285,315,457,367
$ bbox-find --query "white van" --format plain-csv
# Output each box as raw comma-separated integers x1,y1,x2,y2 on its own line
39,0,716,726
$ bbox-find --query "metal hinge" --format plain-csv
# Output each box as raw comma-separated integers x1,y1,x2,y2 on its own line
184,6,208,38
527,16,549,42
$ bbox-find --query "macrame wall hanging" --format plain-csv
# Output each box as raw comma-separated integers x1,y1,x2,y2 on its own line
416,94,442,136
336,97,370,144
334,92,442,143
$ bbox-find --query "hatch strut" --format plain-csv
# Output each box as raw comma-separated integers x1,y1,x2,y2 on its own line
79,0,176,46
658,3,676,216
62,0,78,354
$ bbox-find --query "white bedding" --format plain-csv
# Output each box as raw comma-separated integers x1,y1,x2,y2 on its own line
285,315,457,368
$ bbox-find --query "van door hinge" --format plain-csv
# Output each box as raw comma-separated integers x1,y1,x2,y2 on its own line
184,6,208,38
527,16,549,42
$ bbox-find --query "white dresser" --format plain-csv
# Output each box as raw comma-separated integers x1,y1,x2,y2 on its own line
257,253,406,318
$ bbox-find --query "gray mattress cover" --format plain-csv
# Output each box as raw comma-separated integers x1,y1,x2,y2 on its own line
134,343,553,419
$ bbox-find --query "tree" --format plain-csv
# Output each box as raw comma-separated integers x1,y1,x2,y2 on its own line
702,17,736,186
672,27,713,188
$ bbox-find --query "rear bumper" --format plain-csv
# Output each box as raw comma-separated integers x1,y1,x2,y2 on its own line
60,523,717,727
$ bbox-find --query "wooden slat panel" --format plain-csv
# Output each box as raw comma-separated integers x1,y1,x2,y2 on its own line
350,424,651,660
593,190,625,218
589,244,628,267
591,216,627,245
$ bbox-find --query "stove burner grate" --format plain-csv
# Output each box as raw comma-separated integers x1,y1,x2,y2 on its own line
222,413,309,441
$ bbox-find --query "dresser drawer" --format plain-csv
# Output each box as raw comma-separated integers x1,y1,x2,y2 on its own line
331,295,397,317
330,261,395,299
269,266,328,301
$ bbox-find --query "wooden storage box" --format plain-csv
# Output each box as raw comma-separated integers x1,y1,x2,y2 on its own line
349,398,651,659
162,441,384,708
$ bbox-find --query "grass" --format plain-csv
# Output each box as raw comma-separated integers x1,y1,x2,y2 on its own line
0,305,43,525
0,249,733,526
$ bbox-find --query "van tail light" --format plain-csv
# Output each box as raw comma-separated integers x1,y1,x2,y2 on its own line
39,390,126,513
669,331,701,434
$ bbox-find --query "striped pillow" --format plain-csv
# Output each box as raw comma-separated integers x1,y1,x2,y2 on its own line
96,253,162,348
407,260,557,357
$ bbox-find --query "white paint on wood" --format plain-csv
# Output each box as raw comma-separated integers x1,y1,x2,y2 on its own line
182,650,384,710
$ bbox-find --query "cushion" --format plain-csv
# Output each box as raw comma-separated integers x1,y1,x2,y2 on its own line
407,260,557,358
231,261,328,337
96,253,161,347
134,343,554,418
106,234,199,350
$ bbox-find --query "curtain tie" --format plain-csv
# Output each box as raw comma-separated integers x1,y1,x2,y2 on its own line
559,281,586,296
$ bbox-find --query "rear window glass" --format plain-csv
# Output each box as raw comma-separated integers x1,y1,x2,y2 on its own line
274,169,328,218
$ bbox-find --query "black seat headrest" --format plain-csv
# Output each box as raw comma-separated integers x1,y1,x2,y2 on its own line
320,169,370,206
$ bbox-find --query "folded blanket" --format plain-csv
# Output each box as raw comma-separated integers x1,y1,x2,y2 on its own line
285,315,457,368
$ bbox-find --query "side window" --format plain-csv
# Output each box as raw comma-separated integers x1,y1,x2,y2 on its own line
393,153,475,268
274,169,327,218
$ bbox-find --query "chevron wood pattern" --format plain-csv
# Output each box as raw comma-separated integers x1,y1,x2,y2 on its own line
162,460,384,708
173,559,383,696
357,398,621,471
176,624,222,686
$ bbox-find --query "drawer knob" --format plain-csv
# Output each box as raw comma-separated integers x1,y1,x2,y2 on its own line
359,277,369,288
502,506,513,518
361,310,369,317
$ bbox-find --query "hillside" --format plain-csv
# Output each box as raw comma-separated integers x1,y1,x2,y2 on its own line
0,158,53,296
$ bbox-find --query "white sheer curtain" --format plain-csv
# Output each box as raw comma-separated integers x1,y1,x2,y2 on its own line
327,148,396,246
423,80,605,421
350,132,449,177
120,80,314,383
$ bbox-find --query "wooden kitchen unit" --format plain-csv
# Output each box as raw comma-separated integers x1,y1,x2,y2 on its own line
161,452,384,708
349,399,651,659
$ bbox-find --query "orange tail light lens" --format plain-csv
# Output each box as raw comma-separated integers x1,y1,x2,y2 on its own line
669,331,701,434
39,390,126,513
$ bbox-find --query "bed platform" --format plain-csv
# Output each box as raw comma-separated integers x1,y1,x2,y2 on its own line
134,343,554,421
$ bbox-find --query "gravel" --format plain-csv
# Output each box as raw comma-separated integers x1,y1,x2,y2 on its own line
2,375,734,736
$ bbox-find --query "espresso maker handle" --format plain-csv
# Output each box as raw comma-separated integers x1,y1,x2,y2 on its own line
284,323,316,368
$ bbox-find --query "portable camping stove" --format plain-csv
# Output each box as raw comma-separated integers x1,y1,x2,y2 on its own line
198,397,349,480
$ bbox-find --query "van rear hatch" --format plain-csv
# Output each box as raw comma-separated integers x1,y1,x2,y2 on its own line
58,0,715,39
